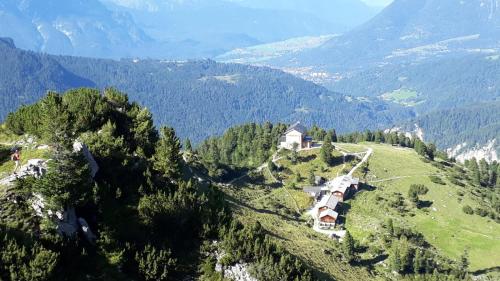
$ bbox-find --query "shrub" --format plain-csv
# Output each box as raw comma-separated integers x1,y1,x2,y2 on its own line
462,205,474,215
429,176,445,185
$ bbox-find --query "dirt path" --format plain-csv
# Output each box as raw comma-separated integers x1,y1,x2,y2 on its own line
348,147,373,177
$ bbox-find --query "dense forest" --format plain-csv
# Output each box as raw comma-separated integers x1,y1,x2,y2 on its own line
0,37,413,144
0,88,313,280
404,102,500,151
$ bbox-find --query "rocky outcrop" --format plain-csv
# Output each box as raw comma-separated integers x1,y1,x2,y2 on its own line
447,139,499,163
73,141,99,178
0,159,48,187
214,247,257,281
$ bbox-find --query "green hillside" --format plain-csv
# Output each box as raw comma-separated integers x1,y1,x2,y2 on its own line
216,140,500,280
342,143,500,271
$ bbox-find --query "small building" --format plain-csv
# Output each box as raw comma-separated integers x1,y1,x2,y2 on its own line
317,195,339,216
318,209,338,228
279,122,313,150
325,175,360,202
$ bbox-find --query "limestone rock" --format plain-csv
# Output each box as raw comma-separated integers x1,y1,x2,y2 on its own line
73,141,99,178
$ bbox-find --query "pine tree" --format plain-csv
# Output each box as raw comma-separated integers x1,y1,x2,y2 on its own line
342,231,355,263
308,170,316,185
132,107,158,157
290,142,299,165
35,145,92,210
153,127,182,180
458,249,469,278
40,92,73,146
295,172,302,183
184,138,193,152
413,249,424,274
390,241,402,273
386,218,394,237
135,244,176,281
320,134,334,166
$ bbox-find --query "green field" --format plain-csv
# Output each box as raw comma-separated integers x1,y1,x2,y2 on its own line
276,148,357,187
380,89,425,107
345,143,500,272
224,175,376,281
222,143,500,279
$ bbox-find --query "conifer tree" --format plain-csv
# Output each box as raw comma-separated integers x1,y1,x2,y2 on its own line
153,126,182,180
413,249,424,274
308,170,316,185
184,138,193,152
40,92,73,146
390,241,402,273
458,249,469,279
342,231,355,263
135,244,176,281
386,218,395,237
290,142,299,165
35,145,92,211
132,107,158,157
320,134,334,166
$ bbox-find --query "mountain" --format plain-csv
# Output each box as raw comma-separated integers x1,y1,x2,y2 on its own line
226,0,379,28
219,0,500,149
0,0,151,58
0,0,378,59
101,0,359,58
0,38,413,144
270,0,500,70
402,102,500,161
0,38,95,114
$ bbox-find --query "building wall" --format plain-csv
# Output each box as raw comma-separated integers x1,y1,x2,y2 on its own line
320,216,336,223
285,130,303,149
333,192,344,202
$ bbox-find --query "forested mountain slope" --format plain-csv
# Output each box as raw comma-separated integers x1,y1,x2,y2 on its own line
0,88,314,280
405,102,500,157
0,38,413,144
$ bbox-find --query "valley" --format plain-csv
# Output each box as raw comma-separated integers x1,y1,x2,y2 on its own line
0,1,499,280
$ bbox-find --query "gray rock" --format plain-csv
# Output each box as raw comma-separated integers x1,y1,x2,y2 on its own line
73,141,99,178
78,217,97,244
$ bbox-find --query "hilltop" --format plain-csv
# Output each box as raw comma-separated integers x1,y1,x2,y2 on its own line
197,122,500,280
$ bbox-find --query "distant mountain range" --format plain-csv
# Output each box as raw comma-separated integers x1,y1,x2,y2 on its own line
0,37,412,143
0,0,379,59
220,0,500,109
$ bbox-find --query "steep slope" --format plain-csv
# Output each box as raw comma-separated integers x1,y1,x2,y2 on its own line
0,38,95,115
0,0,151,58
404,102,500,161
102,0,349,58
227,0,379,28
0,39,413,144
276,0,500,69
0,0,377,59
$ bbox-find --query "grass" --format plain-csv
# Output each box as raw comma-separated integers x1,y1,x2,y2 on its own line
223,143,500,279
222,177,376,281
0,145,50,180
345,143,500,272
276,148,355,187
380,89,425,107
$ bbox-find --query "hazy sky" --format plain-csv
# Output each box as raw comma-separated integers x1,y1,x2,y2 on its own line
362,0,393,7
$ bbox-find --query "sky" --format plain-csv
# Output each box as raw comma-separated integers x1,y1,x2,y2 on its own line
362,0,393,7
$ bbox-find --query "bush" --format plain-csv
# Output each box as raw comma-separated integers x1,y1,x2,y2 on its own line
475,208,488,217
462,205,474,215
409,184,429,195
429,176,446,185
